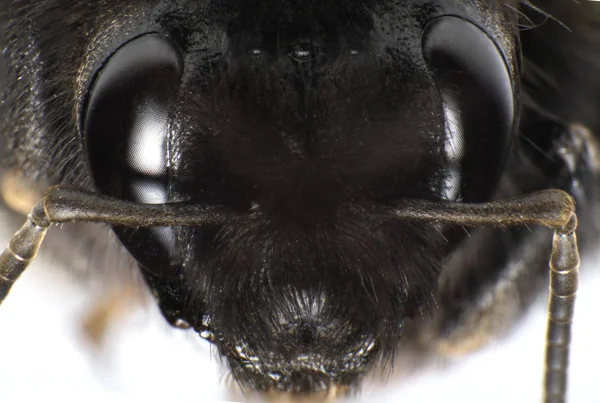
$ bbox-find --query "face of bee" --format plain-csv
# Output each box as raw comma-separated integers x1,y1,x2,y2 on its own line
2,0,523,396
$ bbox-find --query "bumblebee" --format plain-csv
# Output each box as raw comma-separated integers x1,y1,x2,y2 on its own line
1,0,599,401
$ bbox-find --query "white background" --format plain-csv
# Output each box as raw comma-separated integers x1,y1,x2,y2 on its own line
0,211,598,403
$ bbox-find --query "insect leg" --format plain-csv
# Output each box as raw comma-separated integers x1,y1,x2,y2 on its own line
421,226,552,357
1,168,45,216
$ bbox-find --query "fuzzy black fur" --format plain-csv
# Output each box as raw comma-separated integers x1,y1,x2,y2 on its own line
2,0,600,397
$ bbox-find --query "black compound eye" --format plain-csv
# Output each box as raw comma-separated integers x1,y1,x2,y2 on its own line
83,33,184,275
84,33,183,199
422,16,515,202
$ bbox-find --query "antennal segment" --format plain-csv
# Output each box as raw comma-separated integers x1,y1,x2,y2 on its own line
0,185,235,304
388,189,578,403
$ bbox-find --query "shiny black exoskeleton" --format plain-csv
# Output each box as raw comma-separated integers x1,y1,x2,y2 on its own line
2,0,600,398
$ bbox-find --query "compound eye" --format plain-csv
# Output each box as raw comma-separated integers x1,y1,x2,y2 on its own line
83,33,183,274
422,16,514,202
84,33,183,198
